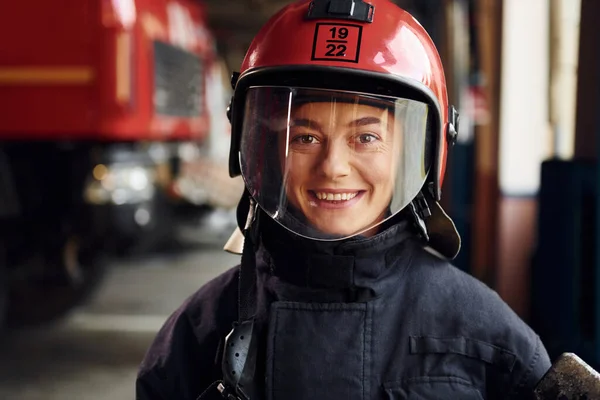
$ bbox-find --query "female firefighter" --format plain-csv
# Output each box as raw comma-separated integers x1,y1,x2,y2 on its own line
136,0,552,398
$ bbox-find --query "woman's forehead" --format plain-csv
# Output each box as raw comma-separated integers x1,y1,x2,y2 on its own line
292,101,392,122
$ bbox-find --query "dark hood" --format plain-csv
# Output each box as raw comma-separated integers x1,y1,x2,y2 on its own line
258,210,419,290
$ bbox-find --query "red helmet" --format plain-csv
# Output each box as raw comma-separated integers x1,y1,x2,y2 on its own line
228,0,459,201
226,0,460,258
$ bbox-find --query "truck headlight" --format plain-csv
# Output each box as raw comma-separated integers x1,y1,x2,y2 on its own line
84,164,156,205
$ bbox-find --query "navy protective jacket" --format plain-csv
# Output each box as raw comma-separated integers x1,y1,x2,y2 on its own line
136,218,551,399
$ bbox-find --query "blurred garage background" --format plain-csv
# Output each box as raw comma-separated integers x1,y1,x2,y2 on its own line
0,0,599,398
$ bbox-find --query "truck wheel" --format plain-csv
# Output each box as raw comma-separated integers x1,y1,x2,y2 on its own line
6,236,107,327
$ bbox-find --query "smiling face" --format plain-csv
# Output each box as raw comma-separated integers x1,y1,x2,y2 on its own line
280,101,400,237
239,87,431,241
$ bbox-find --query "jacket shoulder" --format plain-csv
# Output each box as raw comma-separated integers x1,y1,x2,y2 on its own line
409,245,525,328
136,266,239,400
406,244,551,396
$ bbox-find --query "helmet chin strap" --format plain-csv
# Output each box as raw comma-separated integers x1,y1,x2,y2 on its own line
217,197,262,400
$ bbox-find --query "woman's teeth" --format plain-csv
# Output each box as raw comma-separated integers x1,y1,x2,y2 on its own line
315,192,358,201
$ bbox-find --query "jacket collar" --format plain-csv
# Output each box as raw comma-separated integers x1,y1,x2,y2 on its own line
258,216,416,290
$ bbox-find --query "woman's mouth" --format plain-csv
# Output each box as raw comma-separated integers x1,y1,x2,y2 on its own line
308,190,365,209
315,191,358,201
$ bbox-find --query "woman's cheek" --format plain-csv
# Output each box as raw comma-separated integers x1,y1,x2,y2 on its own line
358,159,392,184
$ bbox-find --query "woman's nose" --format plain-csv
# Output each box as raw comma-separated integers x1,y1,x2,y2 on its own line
319,141,351,178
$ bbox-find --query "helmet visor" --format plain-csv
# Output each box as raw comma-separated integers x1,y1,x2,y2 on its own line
239,86,430,240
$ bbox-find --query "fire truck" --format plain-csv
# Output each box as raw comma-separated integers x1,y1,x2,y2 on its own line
0,0,237,328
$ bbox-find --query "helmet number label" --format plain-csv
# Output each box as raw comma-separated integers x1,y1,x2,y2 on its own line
311,23,362,63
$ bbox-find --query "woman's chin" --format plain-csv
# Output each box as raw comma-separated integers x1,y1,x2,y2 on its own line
311,222,362,238
309,217,384,238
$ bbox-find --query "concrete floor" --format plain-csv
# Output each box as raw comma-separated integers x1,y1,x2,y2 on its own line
0,243,239,400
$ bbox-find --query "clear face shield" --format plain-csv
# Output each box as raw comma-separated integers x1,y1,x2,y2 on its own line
239,86,431,241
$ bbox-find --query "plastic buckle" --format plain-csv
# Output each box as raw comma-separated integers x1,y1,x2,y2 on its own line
414,192,431,219
447,105,460,146
217,382,243,400
408,192,431,242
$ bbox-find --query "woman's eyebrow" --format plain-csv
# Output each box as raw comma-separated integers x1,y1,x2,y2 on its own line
287,116,382,131
348,116,382,127
290,118,323,131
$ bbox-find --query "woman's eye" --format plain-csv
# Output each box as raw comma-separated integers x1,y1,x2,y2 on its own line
293,134,318,144
356,133,379,144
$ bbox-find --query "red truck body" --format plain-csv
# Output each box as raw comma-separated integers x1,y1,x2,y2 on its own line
0,0,214,141
0,0,229,329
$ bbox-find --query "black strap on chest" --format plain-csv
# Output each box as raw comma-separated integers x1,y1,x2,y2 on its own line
216,198,261,400
238,199,259,321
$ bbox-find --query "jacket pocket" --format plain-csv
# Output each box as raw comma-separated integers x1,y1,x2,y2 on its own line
409,336,516,372
384,376,484,400
266,301,371,400
381,336,515,399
